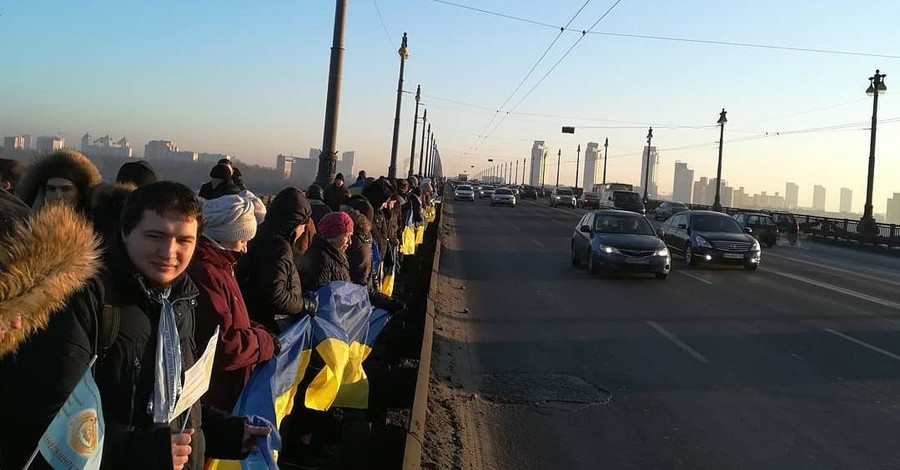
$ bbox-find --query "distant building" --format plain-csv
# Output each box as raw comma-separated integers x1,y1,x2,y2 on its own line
785,182,799,210
693,177,710,205
338,151,355,178
529,141,546,187
144,140,178,160
309,148,321,160
276,154,294,180
198,153,230,164
144,140,221,164
839,187,853,213
887,193,900,224
639,146,660,199
22,134,35,150
672,161,693,203
36,136,64,153
582,142,601,193
174,151,198,162
813,185,826,211
3,136,25,150
80,132,133,158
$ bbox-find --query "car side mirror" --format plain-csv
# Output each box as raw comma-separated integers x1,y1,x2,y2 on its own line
579,225,591,233
744,227,753,234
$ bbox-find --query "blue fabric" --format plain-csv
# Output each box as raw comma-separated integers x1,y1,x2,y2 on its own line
240,415,280,470
147,287,182,424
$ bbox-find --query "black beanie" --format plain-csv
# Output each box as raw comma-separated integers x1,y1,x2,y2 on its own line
116,160,157,187
210,163,232,179
348,195,375,223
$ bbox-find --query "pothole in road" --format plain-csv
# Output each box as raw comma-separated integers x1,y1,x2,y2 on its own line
477,373,611,414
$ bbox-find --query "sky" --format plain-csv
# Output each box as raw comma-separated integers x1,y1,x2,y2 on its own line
2,0,900,213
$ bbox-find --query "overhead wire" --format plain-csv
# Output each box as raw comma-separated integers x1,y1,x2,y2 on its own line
372,0,397,49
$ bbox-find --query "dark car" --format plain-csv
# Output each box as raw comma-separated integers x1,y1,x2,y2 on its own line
601,190,646,214
660,210,761,270
522,185,538,199
571,210,671,279
733,212,780,247
765,211,799,245
654,201,688,220
580,192,601,209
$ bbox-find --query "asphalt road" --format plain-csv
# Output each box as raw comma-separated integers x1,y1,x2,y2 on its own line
427,195,900,470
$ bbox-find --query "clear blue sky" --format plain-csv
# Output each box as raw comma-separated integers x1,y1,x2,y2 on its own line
3,0,900,213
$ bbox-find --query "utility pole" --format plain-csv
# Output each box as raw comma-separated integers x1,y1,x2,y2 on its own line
574,144,581,190
388,32,410,179
861,69,887,238
713,109,727,212
408,84,421,178
418,109,427,175
602,138,609,185
556,149,561,188
642,128,653,203
315,0,347,187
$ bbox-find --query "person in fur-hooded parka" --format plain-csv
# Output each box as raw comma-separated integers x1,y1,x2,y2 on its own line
89,182,136,250
0,203,101,359
15,149,102,214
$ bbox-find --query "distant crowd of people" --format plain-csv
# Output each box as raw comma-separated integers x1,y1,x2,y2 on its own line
0,150,441,469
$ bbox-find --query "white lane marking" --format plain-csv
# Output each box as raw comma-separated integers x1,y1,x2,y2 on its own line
823,328,900,362
533,239,546,248
646,321,711,364
768,270,900,310
765,252,900,288
678,270,713,285
511,224,522,232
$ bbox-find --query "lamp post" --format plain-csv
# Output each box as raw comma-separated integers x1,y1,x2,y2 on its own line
712,108,727,212
315,0,347,187
541,150,546,191
860,69,887,238
642,128,653,203
602,138,609,185
515,160,519,186
574,144,581,190
556,149,561,188
418,109,428,175
388,32,410,179
408,85,421,178
522,157,526,185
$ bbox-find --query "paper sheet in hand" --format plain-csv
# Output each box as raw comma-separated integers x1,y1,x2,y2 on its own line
170,326,219,422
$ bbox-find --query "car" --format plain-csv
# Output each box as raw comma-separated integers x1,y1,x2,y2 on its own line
510,187,521,198
491,188,517,207
521,185,538,199
660,210,761,270
732,212,780,247
454,184,475,201
654,201,688,220
599,189,646,214
550,187,576,208
580,192,602,209
765,211,800,245
478,185,495,199
571,210,671,279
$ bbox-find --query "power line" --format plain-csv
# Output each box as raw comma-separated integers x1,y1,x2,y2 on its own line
372,0,397,49
424,0,558,29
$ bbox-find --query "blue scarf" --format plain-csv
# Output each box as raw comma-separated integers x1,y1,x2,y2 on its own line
147,287,183,424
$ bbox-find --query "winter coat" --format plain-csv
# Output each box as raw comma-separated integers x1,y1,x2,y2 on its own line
0,202,100,359
188,238,277,412
236,187,312,332
309,199,332,226
323,183,350,211
345,210,373,287
371,209,390,259
15,149,102,213
299,235,351,290
199,180,242,200
0,238,246,470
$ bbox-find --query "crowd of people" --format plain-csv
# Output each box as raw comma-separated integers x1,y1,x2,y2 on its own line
0,150,440,469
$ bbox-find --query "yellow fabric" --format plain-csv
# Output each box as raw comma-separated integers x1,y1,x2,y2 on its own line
273,348,311,428
415,225,425,245
380,272,395,297
332,342,373,409
305,338,350,411
400,226,416,255
425,206,436,223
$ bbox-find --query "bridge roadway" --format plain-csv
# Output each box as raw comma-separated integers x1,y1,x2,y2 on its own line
428,196,900,470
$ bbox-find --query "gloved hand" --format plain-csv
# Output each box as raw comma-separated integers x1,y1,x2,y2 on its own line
300,293,318,315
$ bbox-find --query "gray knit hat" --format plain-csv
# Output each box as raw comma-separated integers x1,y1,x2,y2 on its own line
202,194,257,242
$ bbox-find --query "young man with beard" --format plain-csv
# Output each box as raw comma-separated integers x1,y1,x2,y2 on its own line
0,182,267,470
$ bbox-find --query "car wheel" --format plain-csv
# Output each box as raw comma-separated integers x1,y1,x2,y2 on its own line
571,243,581,266
744,261,759,271
655,272,668,280
587,251,599,275
684,244,698,267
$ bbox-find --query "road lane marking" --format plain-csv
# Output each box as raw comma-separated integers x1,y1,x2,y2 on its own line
678,270,713,285
765,252,900,288
823,328,900,362
533,239,546,248
768,270,900,310
646,321,711,364
511,224,522,232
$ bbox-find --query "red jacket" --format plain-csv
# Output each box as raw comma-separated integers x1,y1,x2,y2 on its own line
189,237,276,411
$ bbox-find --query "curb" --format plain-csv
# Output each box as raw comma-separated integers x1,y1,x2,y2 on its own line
401,199,443,469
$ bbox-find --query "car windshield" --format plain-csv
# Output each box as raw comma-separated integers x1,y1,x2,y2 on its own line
613,191,641,203
495,189,512,195
593,215,656,235
557,189,573,196
483,186,494,190
457,185,472,191
773,214,796,224
692,214,744,233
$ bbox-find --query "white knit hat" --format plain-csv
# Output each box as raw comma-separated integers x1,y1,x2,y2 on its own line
202,195,257,242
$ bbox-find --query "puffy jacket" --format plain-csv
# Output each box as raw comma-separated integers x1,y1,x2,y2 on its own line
189,238,276,412
199,180,241,200
345,210,373,287
323,183,350,211
0,238,246,470
299,235,351,290
236,187,312,332
309,199,332,226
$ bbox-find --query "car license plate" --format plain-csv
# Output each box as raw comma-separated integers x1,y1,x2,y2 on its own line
625,257,650,264
722,253,744,259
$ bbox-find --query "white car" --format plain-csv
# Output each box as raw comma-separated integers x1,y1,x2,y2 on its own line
491,188,517,207
454,184,475,201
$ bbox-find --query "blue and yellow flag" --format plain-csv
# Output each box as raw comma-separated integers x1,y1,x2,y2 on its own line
34,359,104,470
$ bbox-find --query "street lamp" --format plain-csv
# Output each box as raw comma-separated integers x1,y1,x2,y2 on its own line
556,149,561,188
418,109,428,175
602,138,609,185
315,0,348,187
515,160,519,186
712,108,727,212
574,144,581,191
388,32,410,179
642,128,653,203
408,85,421,178
860,69,887,238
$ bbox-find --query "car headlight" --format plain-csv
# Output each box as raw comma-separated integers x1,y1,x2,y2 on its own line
598,244,620,255
751,239,760,251
655,247,669,257
694,236,712,248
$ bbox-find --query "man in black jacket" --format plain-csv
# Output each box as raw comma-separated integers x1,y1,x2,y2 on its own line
0,182,267,470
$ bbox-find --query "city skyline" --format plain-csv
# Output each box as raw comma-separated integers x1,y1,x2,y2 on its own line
3,2,900,213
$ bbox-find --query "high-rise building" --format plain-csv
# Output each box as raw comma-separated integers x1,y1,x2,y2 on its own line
673,161,693,203
36,136,64,153
785,182,799,210
887,193,900,224
582,142,600,193
3,136,25,150
276,154,294,180
81,132,133,158
639,146,660,198
338,151,355,178
529,141,546,187
813,185,826,211
721,185,734,208
144,140,178,160
198,153,230,164
22,134,35,150
693,177,709,205
839,187,853,213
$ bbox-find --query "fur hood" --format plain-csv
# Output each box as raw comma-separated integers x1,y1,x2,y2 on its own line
16,150,102,211
0,203,101,358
